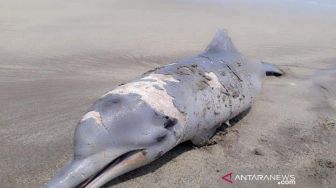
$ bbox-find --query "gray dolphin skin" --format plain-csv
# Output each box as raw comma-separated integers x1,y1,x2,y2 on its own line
46,30,282,188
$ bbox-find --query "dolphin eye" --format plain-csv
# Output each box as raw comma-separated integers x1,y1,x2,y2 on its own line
164,116,177,129
156,134,167,142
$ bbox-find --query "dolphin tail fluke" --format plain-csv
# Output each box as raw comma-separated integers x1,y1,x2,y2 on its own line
203,29,239,54
262,62,284,77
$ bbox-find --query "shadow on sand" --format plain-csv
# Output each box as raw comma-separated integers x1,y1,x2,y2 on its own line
103,141,193,187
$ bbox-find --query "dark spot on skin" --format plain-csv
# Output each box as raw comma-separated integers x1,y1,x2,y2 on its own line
214,111,220,115
198,72,212,81
156,135,167,142
221,90,229,96
177,66,193,75
232,91,239,98
200,55,212,61
220,71,226,76
111,98,120,104
142,150,147,156
319,84,328,91
164,116,177,129
196,79,210,90
118,83,125,86
153,85,164,90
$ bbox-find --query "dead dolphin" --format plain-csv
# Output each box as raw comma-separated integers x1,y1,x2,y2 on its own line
46,30,282,188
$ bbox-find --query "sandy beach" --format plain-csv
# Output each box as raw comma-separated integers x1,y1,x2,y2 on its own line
0,0,335,187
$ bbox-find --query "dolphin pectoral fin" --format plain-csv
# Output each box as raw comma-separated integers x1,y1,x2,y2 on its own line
191,127,218,146
262,62,284,77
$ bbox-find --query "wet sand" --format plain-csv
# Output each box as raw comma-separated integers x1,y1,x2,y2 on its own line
0,0,335,187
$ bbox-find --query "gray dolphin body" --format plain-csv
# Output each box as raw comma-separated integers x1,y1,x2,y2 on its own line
46,30,282,188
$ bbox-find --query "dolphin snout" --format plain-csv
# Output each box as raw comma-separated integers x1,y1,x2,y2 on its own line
46,148,148,188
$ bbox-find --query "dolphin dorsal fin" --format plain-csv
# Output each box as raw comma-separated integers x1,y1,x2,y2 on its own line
203,29,238,54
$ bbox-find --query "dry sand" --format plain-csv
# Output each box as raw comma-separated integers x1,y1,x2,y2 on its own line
0,0,335,187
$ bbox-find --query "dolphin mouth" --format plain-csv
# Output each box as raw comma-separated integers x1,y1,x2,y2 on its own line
76,149,145,188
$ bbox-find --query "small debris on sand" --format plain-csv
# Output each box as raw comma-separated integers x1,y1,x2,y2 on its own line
253,148,265,156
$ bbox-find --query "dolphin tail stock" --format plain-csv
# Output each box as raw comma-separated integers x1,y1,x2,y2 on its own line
262,62,284,77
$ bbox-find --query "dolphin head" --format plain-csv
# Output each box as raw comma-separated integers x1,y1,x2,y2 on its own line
46,93,180,188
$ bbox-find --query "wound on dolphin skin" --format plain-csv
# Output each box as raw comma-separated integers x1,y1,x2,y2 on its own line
164,116,177,129
111,98,121,104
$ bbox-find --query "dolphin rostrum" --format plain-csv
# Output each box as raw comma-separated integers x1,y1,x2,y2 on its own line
46,30,282,188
